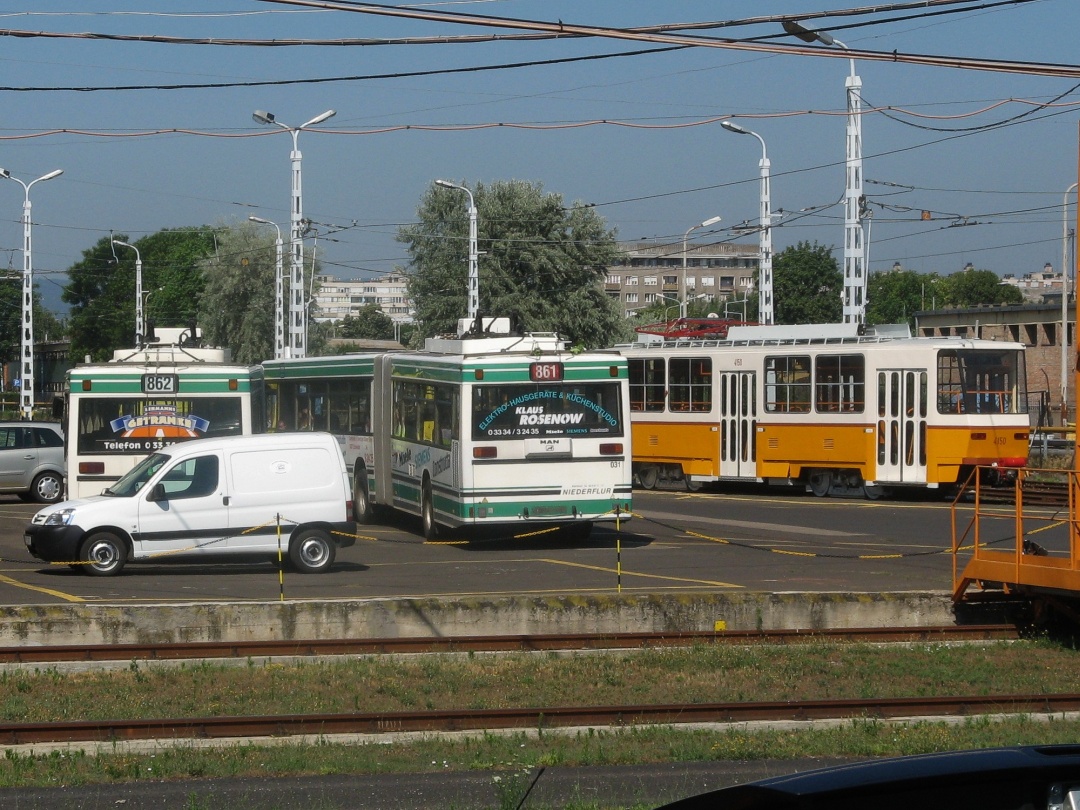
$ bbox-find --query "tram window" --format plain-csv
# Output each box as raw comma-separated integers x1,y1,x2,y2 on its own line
764,355,811,413
668,357,711,412
815,355,864,413
629,358,666,412
936,349,1024,415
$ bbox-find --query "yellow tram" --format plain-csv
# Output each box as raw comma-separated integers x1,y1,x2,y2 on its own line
621,323,1030,499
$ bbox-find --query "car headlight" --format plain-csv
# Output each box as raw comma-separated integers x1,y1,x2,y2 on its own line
43,509,75,527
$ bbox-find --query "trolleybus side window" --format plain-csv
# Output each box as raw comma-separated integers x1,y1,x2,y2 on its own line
269,379,373,434
628,358,665,412
394,380,458,447
668,357,712,412
815,354,865,413
764,355,811,413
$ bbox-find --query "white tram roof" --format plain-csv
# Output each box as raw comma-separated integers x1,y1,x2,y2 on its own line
621,322,1023,352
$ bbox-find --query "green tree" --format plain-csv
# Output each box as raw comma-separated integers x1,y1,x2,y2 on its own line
772,241,843,324
398,179,624,348
0,277,63,366
938,268,1024,308
197,222,278,364
866,269,942,327
339,305,394,341
63,228,216,361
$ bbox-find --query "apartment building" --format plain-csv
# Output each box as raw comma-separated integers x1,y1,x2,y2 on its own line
604,240,759,317
312,272,413,324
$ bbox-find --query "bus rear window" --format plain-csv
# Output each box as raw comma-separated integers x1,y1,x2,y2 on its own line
76,397,244,454
473,382,623,440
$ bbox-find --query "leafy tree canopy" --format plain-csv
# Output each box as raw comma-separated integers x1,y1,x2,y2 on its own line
867,268,939,327
772,241,843,324
63,227,216,362
198,221,323,364
398,179,625,348
338,304,394,341
937,267,1024,308
0,278,62,366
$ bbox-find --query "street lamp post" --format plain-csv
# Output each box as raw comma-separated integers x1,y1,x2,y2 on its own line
783,20,867,324
249,216,285,360
1063,182,1078,426
252,108,335,359
721,121,773,325
435,180,479,326
682,216,722,320
0,167,62,421
111,240,144,347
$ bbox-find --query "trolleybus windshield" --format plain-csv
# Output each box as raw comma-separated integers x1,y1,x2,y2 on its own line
472,382,623,440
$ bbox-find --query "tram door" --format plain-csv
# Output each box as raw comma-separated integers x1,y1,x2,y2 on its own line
718,371,756,479
876,369,927,484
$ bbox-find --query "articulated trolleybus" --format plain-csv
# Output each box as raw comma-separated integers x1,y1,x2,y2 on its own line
263,318,632,539
622,322,1030,498
67,328,264,499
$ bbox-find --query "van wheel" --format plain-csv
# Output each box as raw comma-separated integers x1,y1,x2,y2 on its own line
31,471,64,504
353,476,373,525
79,532,127,577
421,480,439,540
289,529,336,573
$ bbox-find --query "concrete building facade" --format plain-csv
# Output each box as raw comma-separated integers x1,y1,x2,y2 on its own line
312,272,413,324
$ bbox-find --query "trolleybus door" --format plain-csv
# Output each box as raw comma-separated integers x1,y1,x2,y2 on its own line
718,371,756,479
876,369,927,484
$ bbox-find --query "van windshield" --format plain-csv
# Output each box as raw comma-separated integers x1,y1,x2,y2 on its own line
103,452,170,497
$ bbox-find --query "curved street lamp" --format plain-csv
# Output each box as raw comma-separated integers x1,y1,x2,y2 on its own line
111,239,144,347
783,20,867,324
682,216,722,319
721,121,773,325
249,216,285,360
435,180,479,325
252,108,335,358
0,167,63,420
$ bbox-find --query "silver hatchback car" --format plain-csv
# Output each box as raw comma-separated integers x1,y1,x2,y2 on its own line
0,422,65,503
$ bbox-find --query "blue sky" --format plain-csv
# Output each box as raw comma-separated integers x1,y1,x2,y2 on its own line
0,1,1077,314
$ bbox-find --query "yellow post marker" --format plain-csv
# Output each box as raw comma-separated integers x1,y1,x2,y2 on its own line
276,513,284,602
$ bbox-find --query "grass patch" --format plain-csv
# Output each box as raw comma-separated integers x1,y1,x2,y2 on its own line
0,639,1077,789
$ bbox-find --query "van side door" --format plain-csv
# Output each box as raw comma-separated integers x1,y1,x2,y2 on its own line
134,452,231,560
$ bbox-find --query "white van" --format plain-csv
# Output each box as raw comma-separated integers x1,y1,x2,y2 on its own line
25,433,356,576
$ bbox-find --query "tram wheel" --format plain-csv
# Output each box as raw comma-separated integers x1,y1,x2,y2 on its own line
808,470,832,497
637,466,658,490
862,483,886,500
684,477,702,492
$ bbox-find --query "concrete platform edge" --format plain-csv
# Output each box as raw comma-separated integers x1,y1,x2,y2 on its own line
0,591,959,647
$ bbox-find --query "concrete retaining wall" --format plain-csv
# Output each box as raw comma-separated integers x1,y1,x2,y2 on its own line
0,591,958,647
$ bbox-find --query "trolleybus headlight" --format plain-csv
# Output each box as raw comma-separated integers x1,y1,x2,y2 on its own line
44,509,76,527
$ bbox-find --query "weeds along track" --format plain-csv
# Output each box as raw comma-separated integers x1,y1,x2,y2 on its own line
0,625,1019,665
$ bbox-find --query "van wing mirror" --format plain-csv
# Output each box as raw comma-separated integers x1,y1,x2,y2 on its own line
147,483,168,503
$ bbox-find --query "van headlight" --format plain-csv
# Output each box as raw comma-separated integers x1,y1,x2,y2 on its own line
44,509,76,527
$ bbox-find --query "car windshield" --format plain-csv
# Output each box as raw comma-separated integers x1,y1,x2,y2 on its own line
102,453,170,497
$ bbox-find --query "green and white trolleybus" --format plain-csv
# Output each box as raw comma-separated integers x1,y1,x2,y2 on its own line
263,318,632,539
66,329,264,499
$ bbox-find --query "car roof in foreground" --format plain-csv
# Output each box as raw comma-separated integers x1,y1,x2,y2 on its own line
657,745,1080,810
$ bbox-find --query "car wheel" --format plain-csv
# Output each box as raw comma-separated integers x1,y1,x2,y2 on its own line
31,471,64,504
289,529,336,573
79,532,127,577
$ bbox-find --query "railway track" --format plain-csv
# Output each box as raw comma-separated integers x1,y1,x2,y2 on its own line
1,692,1076,746
0,625,1019,665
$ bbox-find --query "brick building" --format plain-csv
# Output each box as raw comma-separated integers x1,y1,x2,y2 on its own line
916,299,1074,426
